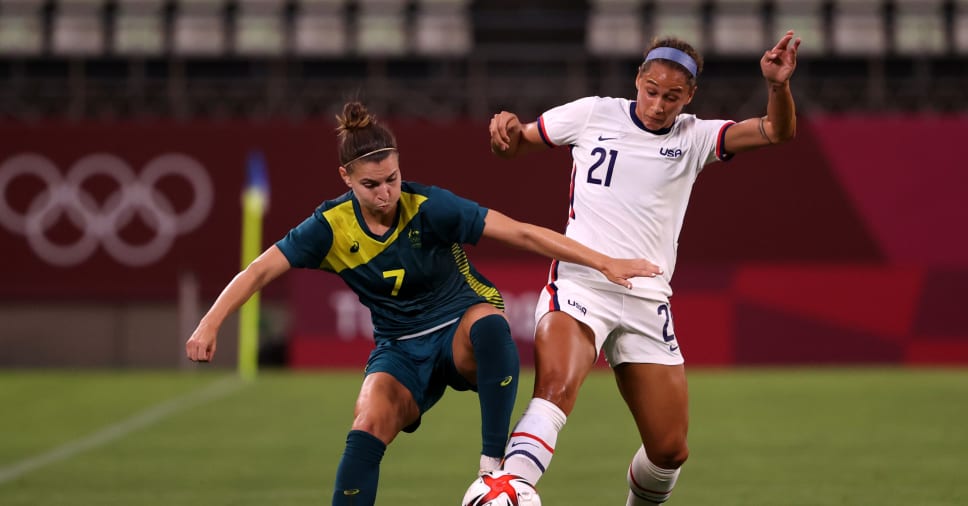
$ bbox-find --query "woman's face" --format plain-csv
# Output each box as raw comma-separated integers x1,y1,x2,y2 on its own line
634,61,696,131
340,153,401,221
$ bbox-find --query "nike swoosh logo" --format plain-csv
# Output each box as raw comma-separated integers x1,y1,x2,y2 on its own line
598,135,618,141
510,441,537,448
343,489,360,496
500,376,514,387
670,345,679,352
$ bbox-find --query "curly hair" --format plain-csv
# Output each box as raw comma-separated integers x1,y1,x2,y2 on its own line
638,38,704,86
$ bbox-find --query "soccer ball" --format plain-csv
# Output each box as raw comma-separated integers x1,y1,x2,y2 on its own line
462,470,542,506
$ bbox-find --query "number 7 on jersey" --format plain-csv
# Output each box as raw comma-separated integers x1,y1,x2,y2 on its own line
383,269,405,296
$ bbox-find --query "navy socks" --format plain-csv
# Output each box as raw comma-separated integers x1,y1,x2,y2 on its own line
331,315,517,504
469,314,520,458
332,429,386,505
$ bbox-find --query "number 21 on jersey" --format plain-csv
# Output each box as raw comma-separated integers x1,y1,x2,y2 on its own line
587,148,618,186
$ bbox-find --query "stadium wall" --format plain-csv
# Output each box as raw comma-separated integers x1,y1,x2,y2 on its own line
1,116,965,367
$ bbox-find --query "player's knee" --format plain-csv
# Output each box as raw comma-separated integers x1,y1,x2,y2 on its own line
532,379,582,415
469,314,518,378
469,313,513,346
350,406,414,441
648,442,689,469
532,356,594,413
349,412,382,436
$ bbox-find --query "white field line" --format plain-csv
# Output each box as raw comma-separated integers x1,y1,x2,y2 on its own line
0,376,245,485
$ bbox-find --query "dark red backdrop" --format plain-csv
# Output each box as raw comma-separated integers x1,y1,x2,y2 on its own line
2,116,965,365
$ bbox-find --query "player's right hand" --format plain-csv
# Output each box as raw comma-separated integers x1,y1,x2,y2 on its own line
489,111,521,153
185,325,217,362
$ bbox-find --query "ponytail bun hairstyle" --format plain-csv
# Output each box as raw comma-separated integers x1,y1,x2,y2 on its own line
336,102,398,170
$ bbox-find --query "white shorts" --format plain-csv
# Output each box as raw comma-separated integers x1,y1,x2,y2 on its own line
534,278,684,367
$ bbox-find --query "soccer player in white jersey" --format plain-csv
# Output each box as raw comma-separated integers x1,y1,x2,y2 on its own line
487,31,801,504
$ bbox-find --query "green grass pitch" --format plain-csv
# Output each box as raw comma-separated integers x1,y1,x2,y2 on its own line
1,368,966,505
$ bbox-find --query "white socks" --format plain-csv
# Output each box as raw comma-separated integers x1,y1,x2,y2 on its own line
479,455,502,475
501,402,681,504
626,445,680,505
501,398,567,485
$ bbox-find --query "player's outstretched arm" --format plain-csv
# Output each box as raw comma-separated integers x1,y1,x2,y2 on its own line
724,30,801,153
185,246,291,362
481,209,662,289
488,111,548,158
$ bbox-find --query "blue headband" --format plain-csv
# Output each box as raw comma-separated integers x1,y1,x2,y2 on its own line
644,47,698,77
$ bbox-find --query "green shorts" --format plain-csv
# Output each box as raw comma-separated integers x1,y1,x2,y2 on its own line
364,320,475,433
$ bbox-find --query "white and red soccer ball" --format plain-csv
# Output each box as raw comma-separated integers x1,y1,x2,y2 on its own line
462,471,542,506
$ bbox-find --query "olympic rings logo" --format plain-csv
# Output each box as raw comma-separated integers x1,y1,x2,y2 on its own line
0,153,214,267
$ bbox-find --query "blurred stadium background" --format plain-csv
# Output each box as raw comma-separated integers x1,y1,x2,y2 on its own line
0,0,967,119
2,0,966,368
1,0,966,504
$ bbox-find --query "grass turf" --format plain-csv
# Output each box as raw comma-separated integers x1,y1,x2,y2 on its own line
1,368,966,505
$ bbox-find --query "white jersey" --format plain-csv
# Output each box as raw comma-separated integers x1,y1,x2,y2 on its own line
538,96,735,300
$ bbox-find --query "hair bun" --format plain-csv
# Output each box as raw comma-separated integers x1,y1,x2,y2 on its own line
336,102,374,135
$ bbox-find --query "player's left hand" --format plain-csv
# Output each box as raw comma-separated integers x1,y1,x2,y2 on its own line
601,258,663,289
761,30,801,85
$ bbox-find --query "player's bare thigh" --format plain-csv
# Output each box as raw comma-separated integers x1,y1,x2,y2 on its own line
532,311,598,415
452,302,507,384
352,371,421,445
613,363,689,467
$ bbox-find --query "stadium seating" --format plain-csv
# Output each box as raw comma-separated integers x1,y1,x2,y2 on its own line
772,0,826,55
0,0,45,55
413,0,472,56
830,0,887,56
0,0,966,118
51,0,105,56
893,0,946,55
172,0,227,56
234,0,287,55
293,0,348,56
710,0,766,55
113,0,166,55
355,0,408,55
649,0,705,51
2,0,966,59
586,0,646,57
956,0,968,53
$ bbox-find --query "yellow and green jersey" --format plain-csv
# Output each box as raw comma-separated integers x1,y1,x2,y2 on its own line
276,182,504,342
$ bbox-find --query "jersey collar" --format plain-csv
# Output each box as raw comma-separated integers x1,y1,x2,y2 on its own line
351,194,400,242
629,101,674,136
